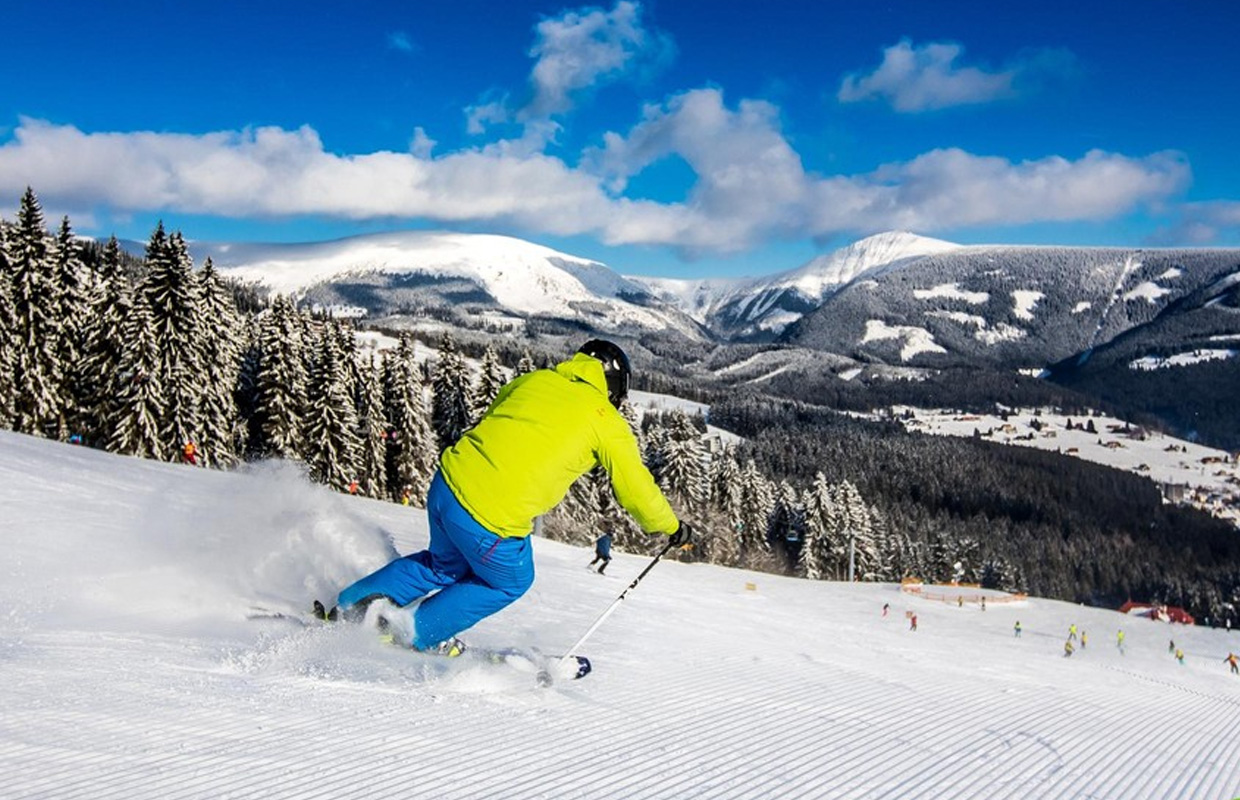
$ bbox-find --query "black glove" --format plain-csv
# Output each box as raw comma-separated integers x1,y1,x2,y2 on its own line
668,522,694,548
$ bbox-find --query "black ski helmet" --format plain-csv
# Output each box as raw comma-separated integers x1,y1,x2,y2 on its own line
577,339,631,408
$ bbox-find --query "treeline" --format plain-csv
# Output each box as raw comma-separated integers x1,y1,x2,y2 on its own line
711,392,1240,625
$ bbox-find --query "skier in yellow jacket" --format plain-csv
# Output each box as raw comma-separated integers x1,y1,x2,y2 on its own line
330,340,691,653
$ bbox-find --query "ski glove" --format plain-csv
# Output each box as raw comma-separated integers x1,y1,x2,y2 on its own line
668,522,694,548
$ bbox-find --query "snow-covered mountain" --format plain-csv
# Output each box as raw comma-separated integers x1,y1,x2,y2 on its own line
195,231,706,339
5,430,1240,799
632,231,960,339
784,244,1240,369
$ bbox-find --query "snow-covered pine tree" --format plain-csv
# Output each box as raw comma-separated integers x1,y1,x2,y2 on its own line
356,355,388,499
78,236,131,446
472,343,507,418
737,459,775,566
430,333,474,451
652,410,708,512
833,480,876,581
0,225,16,428
195,258,243,466
303,321,361,491
52,216,89,440
7,188,63,437
800,471,839,580
515,348,538,376
142,228,206,461
254,296,308,459
382,334,436,506
108,292,164,459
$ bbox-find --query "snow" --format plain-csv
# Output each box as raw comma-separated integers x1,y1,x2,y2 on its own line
1072,301,1092,314
199,230,686,333
1157,267,1183,281
1011,289,1044,321
3,430,1240,799
862,319,947,361
1124,281,1172,304
1130,349,1238,371
913,283,989,304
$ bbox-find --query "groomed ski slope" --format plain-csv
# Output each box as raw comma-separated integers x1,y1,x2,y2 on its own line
2,430,1239,800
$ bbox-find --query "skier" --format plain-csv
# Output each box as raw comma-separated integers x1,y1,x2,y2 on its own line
1175,648,1185,665
1117,629,1126,653
326,340,691,655
1064,639,1075,657
1169,639,1176,654
1014,621,1022,638
882,603,889,617
1081,631,1087,649
1068,624,1078,641
909,613,918,632
1225,653,1239,675
181,440,197,465
589,530,614,574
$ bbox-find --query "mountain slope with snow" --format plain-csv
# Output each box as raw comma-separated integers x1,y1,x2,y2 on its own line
3,430,1239,800
196,231,705,338
632,231,960,339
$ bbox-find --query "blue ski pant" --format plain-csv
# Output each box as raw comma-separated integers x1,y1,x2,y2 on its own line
336,471,535,650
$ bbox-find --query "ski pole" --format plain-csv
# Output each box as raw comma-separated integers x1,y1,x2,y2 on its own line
556,537,677,671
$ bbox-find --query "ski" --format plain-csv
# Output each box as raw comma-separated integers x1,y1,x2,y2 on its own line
247,600,592,684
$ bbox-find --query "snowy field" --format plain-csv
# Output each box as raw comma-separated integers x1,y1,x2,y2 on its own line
2,430,1240,800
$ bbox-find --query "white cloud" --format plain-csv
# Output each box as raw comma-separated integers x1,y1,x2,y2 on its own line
521,0,673,119
0,112,1190,256
464,100,510,135
838,39,1074,112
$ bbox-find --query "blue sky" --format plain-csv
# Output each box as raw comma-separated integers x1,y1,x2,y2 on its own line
2,0,1239,278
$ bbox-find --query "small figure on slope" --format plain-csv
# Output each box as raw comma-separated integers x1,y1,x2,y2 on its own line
1014,620,1022,638
182,440,197,465
589,530,614,575
1225,653,1239,675
1068,624,1078,641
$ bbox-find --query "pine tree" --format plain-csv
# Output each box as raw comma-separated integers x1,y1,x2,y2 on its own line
356,355,388,499
515,348,538,376
7,188,63,437
384,334,436,505
303,321,360,490
801,472,839,580
52,216,89,440
834,480,876,581
473,343,507,417
78,236,132,445
108,292,163,458
431,333,474,451
195,258,243,466
653,410,708,512
0,224,17,428
142,228,205,460
737,459,775,565
254,296,308,458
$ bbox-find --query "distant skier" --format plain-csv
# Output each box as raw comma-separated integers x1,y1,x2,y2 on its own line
1064,640,1075,657
1081,631,1087,649
1014,621,1022,638
182,440,197,465
1225,653,1239,675
1169,639,1176,654
980,596,986,612
882,603,889,617
1117,629,1126,654
1068,624,1078,641
909,613,918,632
1175,648,1185,665
589,531,614,575
324,340,691,656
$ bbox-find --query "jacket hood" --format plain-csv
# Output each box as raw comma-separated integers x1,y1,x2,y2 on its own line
554,353,610,398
